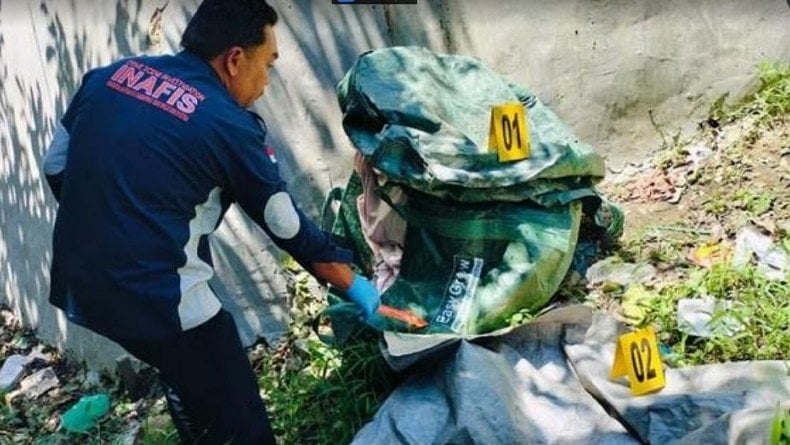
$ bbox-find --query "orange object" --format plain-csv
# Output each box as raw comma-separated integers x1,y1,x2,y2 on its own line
377,304,428,329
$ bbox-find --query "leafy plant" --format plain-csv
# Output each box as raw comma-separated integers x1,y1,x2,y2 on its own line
733,190,775,216
259,335,397,445
704,190,775,217
508,308,537,327
256,259,398,445
641,265,790,366
708,61,790,127
140,419,180,445
771,405,790,445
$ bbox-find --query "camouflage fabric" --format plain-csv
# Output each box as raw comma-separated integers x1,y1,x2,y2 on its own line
337,46,605,203
328,47,618,336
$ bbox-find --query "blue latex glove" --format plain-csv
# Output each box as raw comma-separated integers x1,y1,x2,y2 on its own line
345,274,381,319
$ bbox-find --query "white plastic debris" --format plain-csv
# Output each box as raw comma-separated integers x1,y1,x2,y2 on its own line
686,142,714,169
117,420,143,445
0,355,27,391
677,298,744,338
0,347,52,392
24,346,50,367
733,226,790,281
586,257,657,287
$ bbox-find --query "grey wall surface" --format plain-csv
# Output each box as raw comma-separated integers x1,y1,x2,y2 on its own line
1,0,788,369
386,0,790,169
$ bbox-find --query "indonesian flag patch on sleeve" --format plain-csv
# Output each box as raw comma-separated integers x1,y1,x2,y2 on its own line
265,146,277,164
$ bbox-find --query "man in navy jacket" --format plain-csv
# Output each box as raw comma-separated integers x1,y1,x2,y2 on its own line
42,0,379,443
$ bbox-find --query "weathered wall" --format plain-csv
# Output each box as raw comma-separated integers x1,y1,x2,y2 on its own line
1,0,788,369
386,0,790,168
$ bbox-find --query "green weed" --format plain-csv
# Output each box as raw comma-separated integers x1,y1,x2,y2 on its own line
734,190,775,216
140,418,179,445
709,61,790,127
259,335,396,445
771,405,790,445
617,225,702,266
703,192,729,215
641,265,790,366
704,190,775,218
256,259,397,445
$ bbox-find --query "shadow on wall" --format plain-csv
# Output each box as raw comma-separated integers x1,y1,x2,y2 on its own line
384,0,476,55
263,0,472,217
0,0,463,365
0,0,157,366
254,0,391,216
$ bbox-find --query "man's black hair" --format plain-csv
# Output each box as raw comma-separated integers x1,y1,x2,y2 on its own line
181,0,278,60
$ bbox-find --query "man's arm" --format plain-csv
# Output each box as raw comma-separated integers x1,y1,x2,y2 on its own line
311,261,354,289
217,117,380,317
312,261,378,317
42,124,70,201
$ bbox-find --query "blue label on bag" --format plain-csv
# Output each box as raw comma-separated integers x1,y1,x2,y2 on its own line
433,255,483,332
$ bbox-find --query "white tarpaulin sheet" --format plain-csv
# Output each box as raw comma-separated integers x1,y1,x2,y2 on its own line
352,306,789,444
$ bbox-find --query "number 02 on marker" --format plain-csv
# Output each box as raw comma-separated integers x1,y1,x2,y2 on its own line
610,327,666,395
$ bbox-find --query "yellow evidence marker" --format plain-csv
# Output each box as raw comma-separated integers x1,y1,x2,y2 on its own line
610,326,666,396
488,102,531,162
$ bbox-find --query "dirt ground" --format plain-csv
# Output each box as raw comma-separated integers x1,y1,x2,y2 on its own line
601,116,789,241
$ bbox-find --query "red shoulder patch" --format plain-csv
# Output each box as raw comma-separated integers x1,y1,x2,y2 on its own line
265,146,277,164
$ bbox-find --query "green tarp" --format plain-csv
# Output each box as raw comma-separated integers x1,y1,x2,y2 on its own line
328,46,618,335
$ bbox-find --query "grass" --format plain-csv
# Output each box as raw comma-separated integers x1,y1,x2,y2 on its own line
640,265,789,367
611,226,789,370
704,189,775,217
605,60,790,366
711,61,790,128
258,335,396,444
255,260,398,445
140,420,180,445
772,405,790,445
656,61,789,172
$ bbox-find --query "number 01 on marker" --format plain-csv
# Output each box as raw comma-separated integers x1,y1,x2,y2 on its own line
488,102,530,162
610,327,666,395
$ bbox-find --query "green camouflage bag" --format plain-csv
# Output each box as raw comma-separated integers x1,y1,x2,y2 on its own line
327,47,619,335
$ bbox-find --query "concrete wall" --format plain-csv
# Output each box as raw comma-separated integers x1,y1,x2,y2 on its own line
386,0,790,169
1,0,788,369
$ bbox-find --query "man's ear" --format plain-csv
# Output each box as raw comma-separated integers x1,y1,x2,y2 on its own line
224,47,244,77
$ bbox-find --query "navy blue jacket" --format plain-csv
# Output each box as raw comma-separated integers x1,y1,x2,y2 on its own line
47,52,350,339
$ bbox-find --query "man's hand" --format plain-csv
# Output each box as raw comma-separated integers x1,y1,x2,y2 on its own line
345,274,380,319
309,262,380,319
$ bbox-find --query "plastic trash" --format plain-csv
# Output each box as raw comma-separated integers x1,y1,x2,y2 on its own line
61,393,110,433
586,257,657,288
733,226,789,281
0,348,52,392
0,355,27,391
677,298,744,338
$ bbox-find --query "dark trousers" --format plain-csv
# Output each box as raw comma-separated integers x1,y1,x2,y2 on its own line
115,310,276,445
